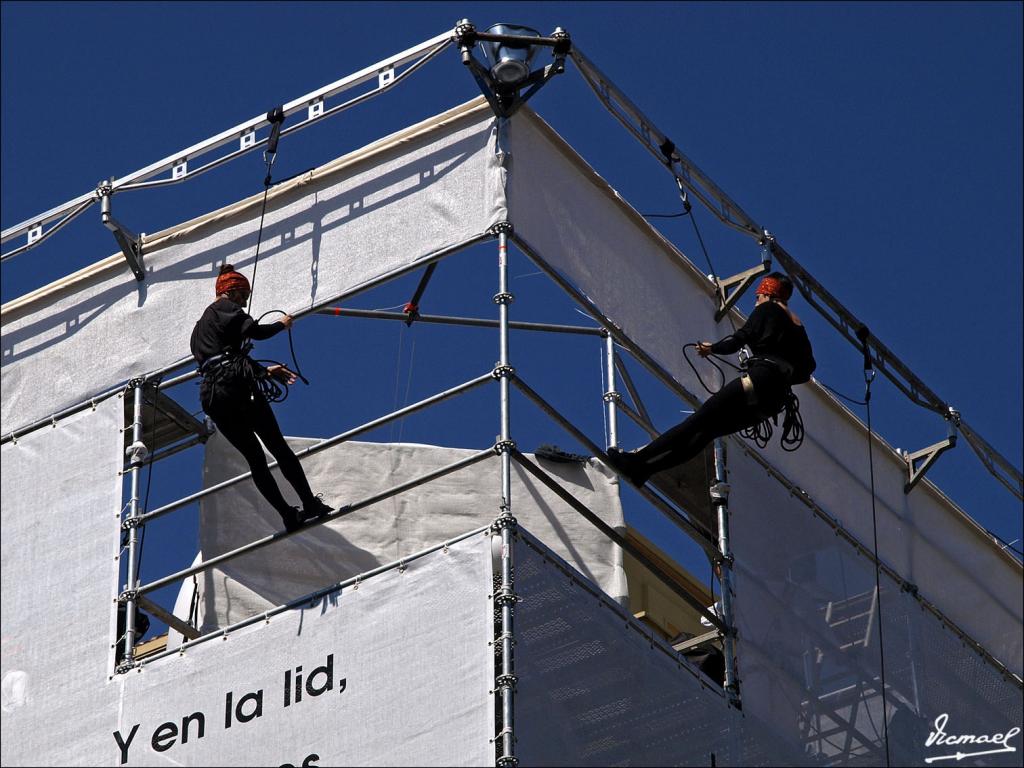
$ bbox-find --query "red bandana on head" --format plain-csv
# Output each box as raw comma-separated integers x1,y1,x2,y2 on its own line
215,269,250,297
755,276,792,301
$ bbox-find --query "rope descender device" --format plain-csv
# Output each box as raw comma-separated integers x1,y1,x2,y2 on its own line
263,105,286,185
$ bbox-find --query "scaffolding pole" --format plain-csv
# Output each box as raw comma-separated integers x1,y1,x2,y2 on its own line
711,438,740,706
492,224,518,766
603,332,619,449
119,380,146,669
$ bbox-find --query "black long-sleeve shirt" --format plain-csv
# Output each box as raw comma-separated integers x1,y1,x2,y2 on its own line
190,298,284,366
709,301,816,383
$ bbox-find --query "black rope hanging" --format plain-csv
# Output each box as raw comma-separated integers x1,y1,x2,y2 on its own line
857,326,892,767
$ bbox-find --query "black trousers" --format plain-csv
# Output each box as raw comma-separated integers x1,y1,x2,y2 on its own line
633,365,788,483
203,384,315,515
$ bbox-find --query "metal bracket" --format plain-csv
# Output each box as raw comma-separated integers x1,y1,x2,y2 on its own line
117,589,139,603
490,220,514,236
97,180,144,281
114,659,137,675
602,390,623,404
713,234,772,322
673,629,722,653
493,291,515,305
120,516,143,532
904,408,960,493
456,20,571,119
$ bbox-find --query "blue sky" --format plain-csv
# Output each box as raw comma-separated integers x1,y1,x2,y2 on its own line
2,2,1021,626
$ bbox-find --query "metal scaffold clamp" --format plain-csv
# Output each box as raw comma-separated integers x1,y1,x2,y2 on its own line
125,439,149,468
490,511,518,530
97,179,145,281
709,481,731,502
494,672,519,690
120,516,143,532
491,364,516,380
904,406,960,494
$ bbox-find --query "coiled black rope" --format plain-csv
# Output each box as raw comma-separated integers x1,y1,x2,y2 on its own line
740,416,773,449
779,392,805,451
683,343,806,451
682,342,741,395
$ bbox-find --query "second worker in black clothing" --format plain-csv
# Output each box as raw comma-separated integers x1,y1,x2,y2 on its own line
191,264,333,532
608,272,815,487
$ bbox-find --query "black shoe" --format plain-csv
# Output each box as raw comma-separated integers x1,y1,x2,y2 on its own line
279,506,303,533
301,494,333,522
606,447,648,488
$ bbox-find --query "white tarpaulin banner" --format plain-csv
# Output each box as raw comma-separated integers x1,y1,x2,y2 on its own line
1,99,505,434
114,533,494,767
505,107,1023,677
0,396,123,766
193,435,627,631
728,444,1024,766
512,530,810,767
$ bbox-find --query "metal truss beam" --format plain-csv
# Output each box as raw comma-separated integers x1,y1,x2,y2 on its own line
2,29,455,253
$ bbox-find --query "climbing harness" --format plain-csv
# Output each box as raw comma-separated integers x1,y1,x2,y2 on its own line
682,343,806,452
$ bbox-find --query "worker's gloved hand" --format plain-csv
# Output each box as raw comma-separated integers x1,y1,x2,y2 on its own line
280,314,294,329
266,364,298,385
696,342,713,357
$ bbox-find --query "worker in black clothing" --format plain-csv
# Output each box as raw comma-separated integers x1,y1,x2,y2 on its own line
191,264,332,532
608,272,815,487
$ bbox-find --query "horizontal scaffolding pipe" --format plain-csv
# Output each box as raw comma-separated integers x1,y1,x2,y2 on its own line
512,236,704,412
1,353,196,446
512,450,725,631
513,529,726,696
3,233,493,446
136,372,494,526
120,434,207,475
316,306,604,336
137,448,495,597
137,524,492,667
510,374,718,556
615,398,660,440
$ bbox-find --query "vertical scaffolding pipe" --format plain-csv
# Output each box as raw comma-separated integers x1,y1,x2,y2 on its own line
711,437,740,705
493,225,517,765
121,379,147,668
497,230,513,506
603,332,619,449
